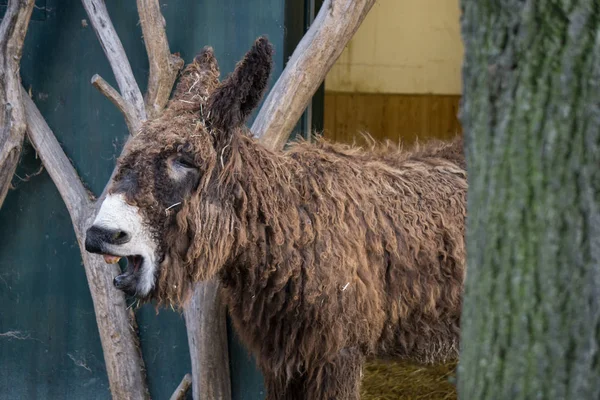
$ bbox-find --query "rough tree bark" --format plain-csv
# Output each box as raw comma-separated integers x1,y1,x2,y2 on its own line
458,2,600,399
81,0,147,131
0,0,35,208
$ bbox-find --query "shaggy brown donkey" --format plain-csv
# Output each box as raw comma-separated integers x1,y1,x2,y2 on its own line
85,37,467,399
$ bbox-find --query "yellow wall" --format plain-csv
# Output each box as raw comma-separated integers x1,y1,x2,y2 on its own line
325,0,464,95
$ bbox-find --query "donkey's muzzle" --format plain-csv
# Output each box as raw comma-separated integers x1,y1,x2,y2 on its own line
85,225,131,254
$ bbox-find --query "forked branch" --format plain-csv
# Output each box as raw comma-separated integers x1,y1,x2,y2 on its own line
81,0,147,133
137,0,185,119
91,74,139,135
0,0,35,208
253,0,376,151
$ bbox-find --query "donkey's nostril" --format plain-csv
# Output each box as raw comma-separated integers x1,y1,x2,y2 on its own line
85,226,131,254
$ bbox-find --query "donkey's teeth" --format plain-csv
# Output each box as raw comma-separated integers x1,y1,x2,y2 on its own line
103,255,121,264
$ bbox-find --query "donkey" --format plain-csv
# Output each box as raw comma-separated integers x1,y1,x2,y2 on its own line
85,37,467,399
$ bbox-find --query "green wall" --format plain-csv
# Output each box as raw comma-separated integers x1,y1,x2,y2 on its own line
0,1,302,398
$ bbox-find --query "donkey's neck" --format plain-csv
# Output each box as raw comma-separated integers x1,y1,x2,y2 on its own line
217,134,303,290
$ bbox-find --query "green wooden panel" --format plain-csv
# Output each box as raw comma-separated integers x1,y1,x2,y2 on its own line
0,1,299,399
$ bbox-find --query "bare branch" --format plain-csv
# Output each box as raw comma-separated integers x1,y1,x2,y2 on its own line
91,74,140,135
184,282,232,400
136,0,184,119
81,0,147,130
252,0,376,151
23,89,91,231
24,87,149,399
0,0,35,208
169,373,192,400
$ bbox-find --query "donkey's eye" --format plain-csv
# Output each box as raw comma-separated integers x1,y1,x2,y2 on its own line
173,155,196,169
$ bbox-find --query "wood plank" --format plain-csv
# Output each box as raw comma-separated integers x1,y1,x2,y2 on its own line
323,92,336,140
324,91,463,145
363,94,385,142
333,92,351,143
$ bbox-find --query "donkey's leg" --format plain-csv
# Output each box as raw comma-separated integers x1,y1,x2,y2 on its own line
305,348,365,400
264,372,306,400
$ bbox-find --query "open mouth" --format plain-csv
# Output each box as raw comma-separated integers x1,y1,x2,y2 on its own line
102,254,144,292
103,254,143,272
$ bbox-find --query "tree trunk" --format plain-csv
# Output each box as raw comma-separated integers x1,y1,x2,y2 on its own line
458,2,600,399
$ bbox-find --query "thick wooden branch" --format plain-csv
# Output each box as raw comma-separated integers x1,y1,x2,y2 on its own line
252,0,376,151
0,0,35,208
79,250,151,400
184,282,232,400
169,373,192,400
91,74,140,135
24,89,150,400
82,0,147,132
23,90,91,231
136,0,184,119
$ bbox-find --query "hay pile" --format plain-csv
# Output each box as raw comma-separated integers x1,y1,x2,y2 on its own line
361,359,458,400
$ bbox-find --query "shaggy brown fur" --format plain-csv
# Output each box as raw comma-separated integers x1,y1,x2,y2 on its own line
107,37,467,399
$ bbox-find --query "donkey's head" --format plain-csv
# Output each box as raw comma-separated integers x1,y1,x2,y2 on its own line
84,37,273,304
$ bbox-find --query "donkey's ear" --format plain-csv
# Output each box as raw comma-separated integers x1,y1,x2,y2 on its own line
168,46,220,113
206,36,273,132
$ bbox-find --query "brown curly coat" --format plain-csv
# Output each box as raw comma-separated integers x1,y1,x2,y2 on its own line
109,37,467,399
